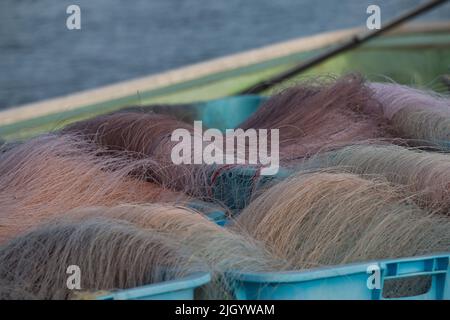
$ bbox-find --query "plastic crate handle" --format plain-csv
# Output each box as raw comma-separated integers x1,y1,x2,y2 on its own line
378,255,449,300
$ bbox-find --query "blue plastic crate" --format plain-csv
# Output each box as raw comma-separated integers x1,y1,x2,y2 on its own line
198,95,267,131
137,95,266,131
97,272,211,300
229,253,450,300
209,165,292,213
205,210,228,226
187,200,228,226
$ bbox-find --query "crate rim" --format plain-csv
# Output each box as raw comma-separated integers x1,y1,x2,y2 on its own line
99,271,211,300
227,252,450,283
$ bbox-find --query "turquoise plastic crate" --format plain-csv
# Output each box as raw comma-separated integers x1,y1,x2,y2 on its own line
188,200,228,226
134,95,266,131
97,272,211,300
205,210,228,226
209,165,291,213
229,253,450,300
197,95,267,131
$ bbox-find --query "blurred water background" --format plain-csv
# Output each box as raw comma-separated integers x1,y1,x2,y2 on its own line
0,0,449,109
